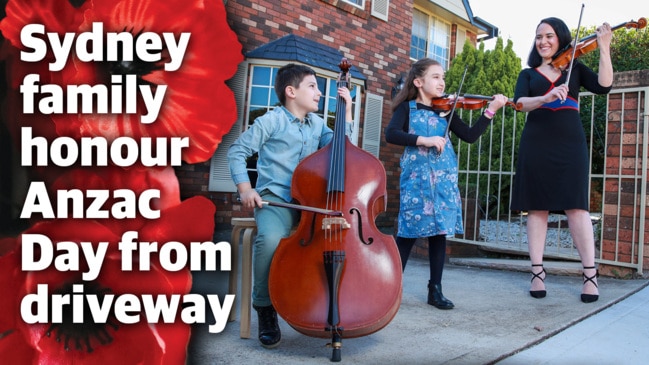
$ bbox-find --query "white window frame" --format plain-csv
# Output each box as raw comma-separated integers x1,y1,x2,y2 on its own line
456,29,468,55
243,62,360,135
342,0,364,10
411,7,451,69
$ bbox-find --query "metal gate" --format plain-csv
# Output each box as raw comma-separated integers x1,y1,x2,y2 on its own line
451,86,648,274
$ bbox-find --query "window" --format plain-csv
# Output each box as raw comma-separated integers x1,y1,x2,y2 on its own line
411,8,451,69
456,29,468,54
342,0,364,9
246,66,358,129
247,66,280,127
246,65,358,131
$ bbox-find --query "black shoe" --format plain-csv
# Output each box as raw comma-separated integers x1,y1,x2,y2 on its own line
581,266,599,303
253,304,281,348
530,264,547,299
427,282,454,309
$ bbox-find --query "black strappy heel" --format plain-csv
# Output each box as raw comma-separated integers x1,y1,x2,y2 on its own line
581,266,599,303
530,264,546,299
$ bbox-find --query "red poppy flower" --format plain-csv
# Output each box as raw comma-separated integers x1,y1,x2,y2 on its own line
55,0,242,163
1,1,231,363
0,194,216,365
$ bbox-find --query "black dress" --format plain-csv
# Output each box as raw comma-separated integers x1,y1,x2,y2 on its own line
510,62,611,211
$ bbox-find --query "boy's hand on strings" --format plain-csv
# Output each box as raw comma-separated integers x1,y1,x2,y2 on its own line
338,87,353,122
338,87,352,105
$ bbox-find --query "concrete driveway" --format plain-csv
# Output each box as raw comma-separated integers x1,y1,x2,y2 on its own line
187,249,648,364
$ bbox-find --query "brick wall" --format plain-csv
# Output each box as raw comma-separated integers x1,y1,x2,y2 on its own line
600,69,649,278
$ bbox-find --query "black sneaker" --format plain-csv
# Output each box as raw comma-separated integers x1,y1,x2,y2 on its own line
252,304,281,348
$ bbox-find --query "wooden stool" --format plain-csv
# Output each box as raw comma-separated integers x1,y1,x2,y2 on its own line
228,217,256,339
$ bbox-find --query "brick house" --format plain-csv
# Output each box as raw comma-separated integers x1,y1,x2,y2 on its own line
174,0,499,230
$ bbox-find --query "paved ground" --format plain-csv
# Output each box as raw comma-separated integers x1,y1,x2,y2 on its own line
185,231,648,365
498,282,649,365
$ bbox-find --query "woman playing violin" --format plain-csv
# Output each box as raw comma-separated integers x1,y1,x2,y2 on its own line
511,17,612,303
385,58,507,310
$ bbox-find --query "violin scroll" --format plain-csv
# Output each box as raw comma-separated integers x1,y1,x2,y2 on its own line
338,58,352,73
624,17,647,30
337,58,352,92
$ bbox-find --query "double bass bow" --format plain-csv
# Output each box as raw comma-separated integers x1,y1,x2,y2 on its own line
268,58,403,362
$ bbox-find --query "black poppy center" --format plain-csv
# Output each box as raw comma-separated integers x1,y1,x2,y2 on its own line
100,28,167,88
45,282,119,353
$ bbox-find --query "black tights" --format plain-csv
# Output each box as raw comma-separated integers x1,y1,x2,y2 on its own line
395,235,447,285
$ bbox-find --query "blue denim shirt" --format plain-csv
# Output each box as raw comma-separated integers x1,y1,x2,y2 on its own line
228,106,352,203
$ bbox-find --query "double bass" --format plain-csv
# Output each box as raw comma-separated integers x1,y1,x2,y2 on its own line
268,59,403,362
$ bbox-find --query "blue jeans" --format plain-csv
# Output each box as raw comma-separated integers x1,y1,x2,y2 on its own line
252,190,298,307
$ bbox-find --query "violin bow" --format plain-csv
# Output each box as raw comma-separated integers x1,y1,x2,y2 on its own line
443,64,468,138
562,3,585,104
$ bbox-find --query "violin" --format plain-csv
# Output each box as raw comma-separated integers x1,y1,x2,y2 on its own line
432,94,522,111
551,17,647,70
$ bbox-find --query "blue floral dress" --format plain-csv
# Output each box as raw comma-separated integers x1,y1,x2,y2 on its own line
397,100,463,238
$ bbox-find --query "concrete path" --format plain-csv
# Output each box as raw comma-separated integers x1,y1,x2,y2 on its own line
187,242,648,365
497,283,649,365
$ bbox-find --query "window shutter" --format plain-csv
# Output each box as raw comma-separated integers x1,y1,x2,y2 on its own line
362,92,383,158
209,61,248,192
371,0,389,21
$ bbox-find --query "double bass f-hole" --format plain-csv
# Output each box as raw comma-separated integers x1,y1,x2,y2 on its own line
299,213,317,247
350,207,373,245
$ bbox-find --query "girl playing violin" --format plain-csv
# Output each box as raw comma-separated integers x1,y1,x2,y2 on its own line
511,17,612,303
385,58,507,309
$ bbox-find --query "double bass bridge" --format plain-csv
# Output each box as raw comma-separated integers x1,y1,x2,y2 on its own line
322,217,350,230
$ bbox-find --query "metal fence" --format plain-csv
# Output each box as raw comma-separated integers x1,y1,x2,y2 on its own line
451,87,648,274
